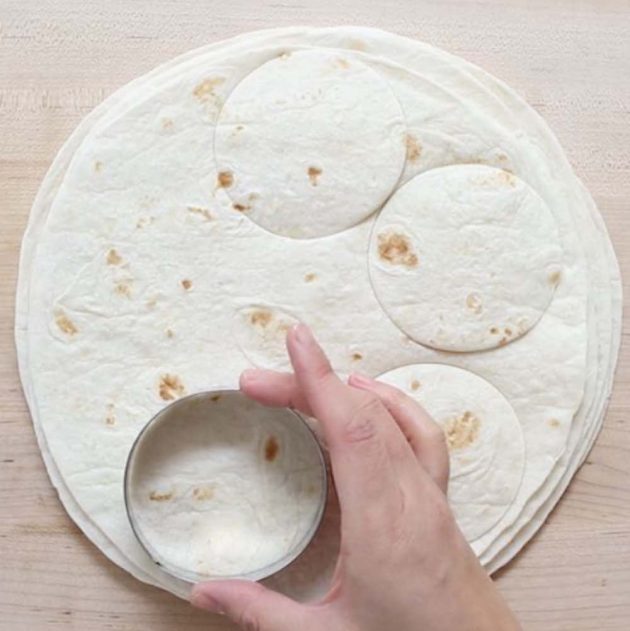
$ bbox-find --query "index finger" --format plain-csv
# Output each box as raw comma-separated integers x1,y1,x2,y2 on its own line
286,325,420,525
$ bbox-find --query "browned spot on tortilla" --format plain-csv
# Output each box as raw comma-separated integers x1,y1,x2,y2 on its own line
146,297,157,309
405,134,422,163
548,418,561,429
161,118,174,131
187,205,213,221
497,153,508,162
105,404,116,426
336,57,350,69
444,411,481,451
193,77,225,102
165,329,174,338
115,281,132,298
307,166,322,186
233,202,250,212
305,483,318,495
250,309,272,327
106,248,122,265
411,380,421,391
505,327,513,336
149,490,173,502
465,293,482,314
377,232,418,267
548,270,562,285
235,125,244,131
94,161,103,173
349,39,367,51
352,352,363,361
304,273,317,283
489,326,499,335
217,171,233,188
193,485,215,501
498,337,508,346
210,394,221,402
278,51,291,59
55,310,78,336
159,374,185,401
181,279,192,290
264,436,280,462
277,322,291,334
498,170,517,187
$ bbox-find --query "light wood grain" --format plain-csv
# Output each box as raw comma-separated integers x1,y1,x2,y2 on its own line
1,1,629,629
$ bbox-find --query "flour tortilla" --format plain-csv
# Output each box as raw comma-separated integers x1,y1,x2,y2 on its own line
127,391,326,580
215,49,406,238
15,27,619,601
378,363,525,541
369,165,563,352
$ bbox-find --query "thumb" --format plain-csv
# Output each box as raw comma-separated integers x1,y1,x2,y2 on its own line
191,580,309,630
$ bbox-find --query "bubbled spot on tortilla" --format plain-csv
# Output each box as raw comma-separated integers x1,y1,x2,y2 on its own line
187,205,214,221
377,232,418,267
307,166,322,186
115,281,132,298
465,293,483,314
249,308,273,328
264,436,280,462
404,134,422,163
217,170,234,188
192,485,215,501
548,270,562,285
105,404,116,426
444,411,481,451
149,490,174,502
106,248,122,265
158,374,186,401
55,310,78,336
192,77,226,102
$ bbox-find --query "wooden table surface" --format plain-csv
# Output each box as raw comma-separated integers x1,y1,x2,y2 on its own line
1,1,629,629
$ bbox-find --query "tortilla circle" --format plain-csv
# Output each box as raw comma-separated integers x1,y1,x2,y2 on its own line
368,165,564,352
125,391,327,582
378,363,525,541
215,49,407,238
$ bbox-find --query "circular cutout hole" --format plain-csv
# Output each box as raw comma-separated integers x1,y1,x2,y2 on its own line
215,49,407,238
378,363,525,540
369,165,564,351
125,391,327,581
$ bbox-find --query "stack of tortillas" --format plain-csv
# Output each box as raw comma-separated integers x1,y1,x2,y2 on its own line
16,27,621,601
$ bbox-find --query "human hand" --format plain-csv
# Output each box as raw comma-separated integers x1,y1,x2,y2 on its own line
192,324,521,631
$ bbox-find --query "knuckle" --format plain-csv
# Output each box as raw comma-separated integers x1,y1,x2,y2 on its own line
238,608,261,631
342,395,383,444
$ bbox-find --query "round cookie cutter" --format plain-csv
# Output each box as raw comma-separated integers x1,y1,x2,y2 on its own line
124,389,328,583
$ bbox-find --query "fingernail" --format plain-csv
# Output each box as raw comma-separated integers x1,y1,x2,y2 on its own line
291,322,312,345
349,373,376,388
190,587,225,614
